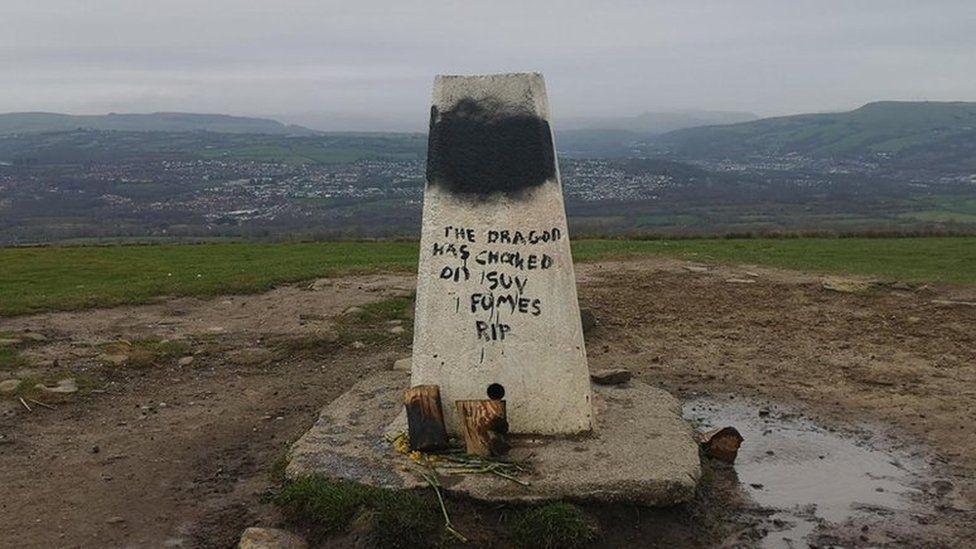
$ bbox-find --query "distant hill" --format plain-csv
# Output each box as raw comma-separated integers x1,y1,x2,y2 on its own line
653,101,976,166
0,112,319,136
561,110,758,134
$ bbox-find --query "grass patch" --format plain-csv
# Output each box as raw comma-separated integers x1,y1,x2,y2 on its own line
0,241,419,316
2,237,975,316
98,338,191,368
0,346,29,370
275,476,438,548
510,502,597,549
572,237,976,284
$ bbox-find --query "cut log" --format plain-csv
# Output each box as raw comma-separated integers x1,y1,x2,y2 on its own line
456,399,510,457
698,426,744,464
404,385,448,452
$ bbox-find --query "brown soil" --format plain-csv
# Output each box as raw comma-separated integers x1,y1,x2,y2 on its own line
0,259,973,548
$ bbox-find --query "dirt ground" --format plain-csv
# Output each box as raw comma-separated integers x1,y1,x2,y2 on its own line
1,258,974,548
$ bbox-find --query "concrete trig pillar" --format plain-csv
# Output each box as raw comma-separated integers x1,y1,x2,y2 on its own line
410,73,592,435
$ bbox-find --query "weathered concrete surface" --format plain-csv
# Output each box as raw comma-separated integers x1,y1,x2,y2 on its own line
412,73,592,435
287,371,701,506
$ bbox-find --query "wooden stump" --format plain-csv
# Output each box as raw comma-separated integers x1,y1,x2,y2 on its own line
456,399,510,457
404,385,448,452
698,426,744,464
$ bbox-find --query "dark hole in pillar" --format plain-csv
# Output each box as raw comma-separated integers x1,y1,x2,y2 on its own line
487,383,505,400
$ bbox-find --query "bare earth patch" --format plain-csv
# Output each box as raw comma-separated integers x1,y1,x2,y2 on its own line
0,259,973,547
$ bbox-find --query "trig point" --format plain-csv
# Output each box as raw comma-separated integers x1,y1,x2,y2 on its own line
288,72,701,508
411,72,592,434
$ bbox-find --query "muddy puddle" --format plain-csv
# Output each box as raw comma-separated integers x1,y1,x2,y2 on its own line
684,395,938,548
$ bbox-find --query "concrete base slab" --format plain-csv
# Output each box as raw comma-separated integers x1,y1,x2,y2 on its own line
286,371,701,506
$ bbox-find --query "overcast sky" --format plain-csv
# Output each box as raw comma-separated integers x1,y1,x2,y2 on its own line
2,0,974,130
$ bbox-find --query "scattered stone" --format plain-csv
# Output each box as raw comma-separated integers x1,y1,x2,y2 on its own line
891,281,913,291
392,357,412,371
177,356,195,367
106,516,126,525
684,264,709,273
698,426,744,464
35,378,78,394
590,368,631,385
99,354,129,366
931,299,976,307
0,338,22,347
228,348,273,366
579,307,597,333
343,306,365,315
931,479,954,495
726,278,757,284
743,271,760,278
822,278,871,294
92,445,100,454
298,313,326,322
238,527,308,549
20,332,48,342
351,341,366,349
316,329,339,343
388,325,406,335
0,379,21,394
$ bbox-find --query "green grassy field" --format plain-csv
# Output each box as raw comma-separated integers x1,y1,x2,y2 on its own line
1,237,974,316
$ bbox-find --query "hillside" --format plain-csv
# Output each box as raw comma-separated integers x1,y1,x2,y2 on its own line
653,101,976,168
562,110,758,133
0,112,318,136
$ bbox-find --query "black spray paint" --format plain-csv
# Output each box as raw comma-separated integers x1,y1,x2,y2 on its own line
426,97,556,199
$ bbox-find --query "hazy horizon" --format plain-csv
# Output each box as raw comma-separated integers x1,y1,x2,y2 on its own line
4,0,975,131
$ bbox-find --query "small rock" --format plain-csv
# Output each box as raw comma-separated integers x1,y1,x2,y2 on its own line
683,265,709,273
99,354,129,366
20,332,48,342
590,368,632,385
726,278,757,284
343,306,365,315
931,299,976,307
392,357,412,371
92,445,100,454
931,479,954,495
699,426,744,464
36,378,78,394
579,307,597,334
0,379,21,394
388,326,406,335
351,341,366,349
177,356,195,367
106,516,126,524
238,527,308,549
0,338,22,347
891,281,913,291
822,278,871,294
317,329,339,343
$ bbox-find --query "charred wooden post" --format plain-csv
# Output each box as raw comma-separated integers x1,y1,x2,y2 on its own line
698,426,744,464
456,400,510,457
404,385,448,452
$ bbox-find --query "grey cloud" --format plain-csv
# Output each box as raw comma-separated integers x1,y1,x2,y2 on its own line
2,0,974,130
